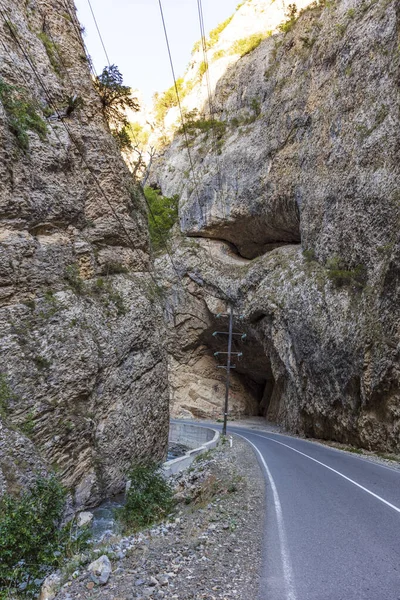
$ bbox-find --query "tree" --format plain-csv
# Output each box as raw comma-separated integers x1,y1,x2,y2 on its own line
144,186,179,252
94,65,139,150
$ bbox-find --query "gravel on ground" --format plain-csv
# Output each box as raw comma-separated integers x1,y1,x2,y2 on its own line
54,435,265,600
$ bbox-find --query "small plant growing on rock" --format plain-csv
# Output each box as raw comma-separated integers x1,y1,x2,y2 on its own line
64,264,84,294
0,374,13,419
229,32,271,57
0,78,47,151
116,463,175,531
38,31,62,75
326,256,367,289
279,3,298,33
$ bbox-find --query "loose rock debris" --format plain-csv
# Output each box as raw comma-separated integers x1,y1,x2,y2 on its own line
54,436,265,600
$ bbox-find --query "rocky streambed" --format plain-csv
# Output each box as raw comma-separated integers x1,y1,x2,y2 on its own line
89,444,191,542
52,436,265,600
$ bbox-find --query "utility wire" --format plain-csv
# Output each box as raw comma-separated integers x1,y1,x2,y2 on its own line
83,0,187,294
35,0,145,240
77,0,232,304
157,0,204,209
0,3,167,299
60,0,97,76
86,0,111,66
196,0,224,202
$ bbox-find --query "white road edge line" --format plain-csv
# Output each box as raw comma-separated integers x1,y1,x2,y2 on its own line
247,432,400,515
235,433,297,600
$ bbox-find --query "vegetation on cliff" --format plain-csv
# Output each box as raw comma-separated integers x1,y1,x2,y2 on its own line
94,64,139,150
0,476,88,598
0,78,47,151
144,186,179,252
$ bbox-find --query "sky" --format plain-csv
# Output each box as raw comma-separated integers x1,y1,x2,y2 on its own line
73,0,240,105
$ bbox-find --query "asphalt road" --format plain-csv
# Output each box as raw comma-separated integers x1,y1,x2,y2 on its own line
225,426,400,600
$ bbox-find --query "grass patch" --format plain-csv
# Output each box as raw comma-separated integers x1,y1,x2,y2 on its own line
326,256,367,289
64,264,84,294
192,15,233,54
229,31,272,57
343,446,364,455
279,3,298,33
376,452,400,463
37,31,62,75
0,78,47,151
153,78,194,124
116,463,175,532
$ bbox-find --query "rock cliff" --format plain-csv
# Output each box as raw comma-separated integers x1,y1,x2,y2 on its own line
0,0,169,505
150,0,400,451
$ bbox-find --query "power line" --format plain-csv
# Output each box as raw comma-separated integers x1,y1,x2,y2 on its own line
0,5,143,255
86,0,111,66
81,0,188,295
81,0,222,298
0,3,167,302
157,0,204,209
196,0,224,201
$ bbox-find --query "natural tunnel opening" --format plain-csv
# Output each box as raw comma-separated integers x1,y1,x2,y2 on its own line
200,315,278,421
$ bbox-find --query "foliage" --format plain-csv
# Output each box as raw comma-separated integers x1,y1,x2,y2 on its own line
112,125,132,151
326,256,367,289
208,16,233,49
128,121,150,149
198,60,208,80
38,31,62,75
116,462,175,531
229,32,271,57
91,278,127,316
279,3,298,33
191,15,233,54
212,49,226,62
179,109,227,139
303,248,317,262
94,65,138,149
144,187,179,252
0,374,13,419
0,475,88,598
0,78,47,151
64,264,84,294
153,78,185,124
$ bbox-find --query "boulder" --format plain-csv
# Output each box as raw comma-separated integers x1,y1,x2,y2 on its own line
88,555,112,585
76,511,94,528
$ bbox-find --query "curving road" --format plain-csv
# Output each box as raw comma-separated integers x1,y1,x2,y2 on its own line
179,421,400,600
229,426,400,600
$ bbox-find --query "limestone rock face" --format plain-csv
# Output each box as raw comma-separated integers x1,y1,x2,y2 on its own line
0,0,168,506
152,0,400,451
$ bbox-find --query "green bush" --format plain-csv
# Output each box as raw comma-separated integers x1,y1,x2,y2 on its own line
144,186,179,252
208,16,233,49
0,78,47,151
64,264,84,294
116,463,175,531
153,78,189,124
0,475,88,598
178,110,227,139
198,60,208,81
